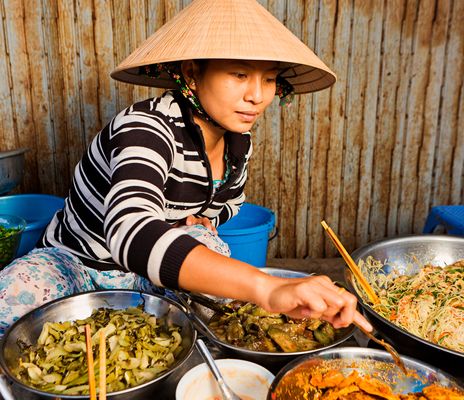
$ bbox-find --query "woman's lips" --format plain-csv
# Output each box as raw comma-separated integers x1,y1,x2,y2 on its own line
236,111,258,123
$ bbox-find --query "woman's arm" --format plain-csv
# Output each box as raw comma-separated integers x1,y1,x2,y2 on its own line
103,99,204,285
177,245,373,332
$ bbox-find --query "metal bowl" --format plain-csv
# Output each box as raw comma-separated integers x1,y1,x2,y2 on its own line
267,347,464,399
0,149,28,195
189,268,355,370
0,290,197,399
345,234,464,379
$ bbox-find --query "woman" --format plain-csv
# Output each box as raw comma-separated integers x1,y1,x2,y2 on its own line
0,0,372,335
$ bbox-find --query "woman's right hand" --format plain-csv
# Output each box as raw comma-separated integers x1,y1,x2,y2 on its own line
256,274,373,332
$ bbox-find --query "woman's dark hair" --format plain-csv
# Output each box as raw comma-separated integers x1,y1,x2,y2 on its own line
193,59,209,76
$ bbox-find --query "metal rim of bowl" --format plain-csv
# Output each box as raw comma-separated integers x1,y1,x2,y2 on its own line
0,149,28,195
351,233,464,257
0,289,198,399
259,267,312,279
204,326,355,358
0,148,29,159
346,234,464,359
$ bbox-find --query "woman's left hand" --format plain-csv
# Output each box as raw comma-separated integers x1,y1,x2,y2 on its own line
175,215,217,233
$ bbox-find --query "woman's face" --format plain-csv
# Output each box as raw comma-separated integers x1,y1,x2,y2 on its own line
189,59,279,133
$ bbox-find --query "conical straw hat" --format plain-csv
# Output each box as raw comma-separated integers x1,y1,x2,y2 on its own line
111,0,336,94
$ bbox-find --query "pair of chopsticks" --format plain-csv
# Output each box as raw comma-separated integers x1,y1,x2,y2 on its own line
320,222,410,374
85,325,106,400
321,221,380,305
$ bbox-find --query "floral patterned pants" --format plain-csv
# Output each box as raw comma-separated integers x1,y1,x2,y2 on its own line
0,224,230,336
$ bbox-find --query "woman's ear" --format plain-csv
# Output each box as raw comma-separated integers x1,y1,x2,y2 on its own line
180,60,198,88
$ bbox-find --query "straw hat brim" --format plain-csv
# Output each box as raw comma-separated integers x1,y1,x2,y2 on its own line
110,0,336,94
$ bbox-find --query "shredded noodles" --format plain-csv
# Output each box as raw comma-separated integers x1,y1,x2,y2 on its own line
355,257,464,354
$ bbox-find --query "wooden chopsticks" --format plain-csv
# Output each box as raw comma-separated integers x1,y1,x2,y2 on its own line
99,330,107,400
321,221,380,305
85,325,107,400
85,324,97,400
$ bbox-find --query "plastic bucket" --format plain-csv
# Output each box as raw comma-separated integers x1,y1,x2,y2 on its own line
218,203,276,267
0,194,65,256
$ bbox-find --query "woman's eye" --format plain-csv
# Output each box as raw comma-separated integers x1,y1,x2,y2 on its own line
233,72,247,79
266,77,277,83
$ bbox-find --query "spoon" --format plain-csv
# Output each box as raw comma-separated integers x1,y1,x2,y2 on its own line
184,292,234,314
174,291,223,342
353,321,408,374
320,221,407,374
195,338,242,400
0,372,15,400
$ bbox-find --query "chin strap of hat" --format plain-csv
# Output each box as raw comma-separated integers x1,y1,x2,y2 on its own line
141,62,295,126
143,63,224,128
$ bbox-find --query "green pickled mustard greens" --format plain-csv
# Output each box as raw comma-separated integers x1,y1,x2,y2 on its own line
0,225,21,266
15,306,183,395
0,225,20,239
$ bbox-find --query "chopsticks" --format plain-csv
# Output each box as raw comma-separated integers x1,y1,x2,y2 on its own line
321,221,380,305
99,330,107,400
85,325,107,400
85,324,97,400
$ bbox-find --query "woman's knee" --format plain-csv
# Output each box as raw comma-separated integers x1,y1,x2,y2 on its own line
0,249,91,335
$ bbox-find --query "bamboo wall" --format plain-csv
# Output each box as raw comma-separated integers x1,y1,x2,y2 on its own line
0,0,463,258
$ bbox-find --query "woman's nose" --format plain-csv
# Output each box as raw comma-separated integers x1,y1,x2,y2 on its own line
244,77,264,104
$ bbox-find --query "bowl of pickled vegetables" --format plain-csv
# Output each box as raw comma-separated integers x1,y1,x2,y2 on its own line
0,213,26,269
0,290,197,399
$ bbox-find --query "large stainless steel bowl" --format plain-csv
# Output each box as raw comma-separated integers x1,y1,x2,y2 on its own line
0,149,28,195
267,347,464,399
0,290,197,399
345,234,464,379
188,268,355,370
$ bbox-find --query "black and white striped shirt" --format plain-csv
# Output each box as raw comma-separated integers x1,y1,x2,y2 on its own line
41,90,252,288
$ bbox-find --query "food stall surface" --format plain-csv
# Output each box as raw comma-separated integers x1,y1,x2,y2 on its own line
0,258,397,399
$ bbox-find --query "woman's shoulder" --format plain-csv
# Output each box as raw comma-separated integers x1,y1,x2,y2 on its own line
109,90,185,135
129,90,183,119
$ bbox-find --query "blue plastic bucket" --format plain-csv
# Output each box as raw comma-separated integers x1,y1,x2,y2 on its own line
0,194,65,256
218,203,276,267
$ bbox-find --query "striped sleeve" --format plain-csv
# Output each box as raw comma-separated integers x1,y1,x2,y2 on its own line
103,105,201,288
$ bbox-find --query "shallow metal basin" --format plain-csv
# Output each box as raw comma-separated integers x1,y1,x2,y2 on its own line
0,149,28,195
268,347,464,399
0,290,197,399
189,268,355,370
345,234,464,379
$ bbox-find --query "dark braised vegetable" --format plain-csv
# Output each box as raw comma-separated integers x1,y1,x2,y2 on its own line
208,301,342,352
